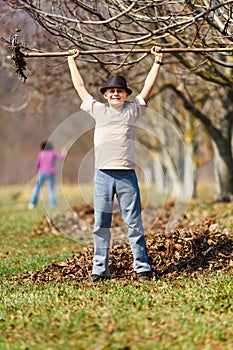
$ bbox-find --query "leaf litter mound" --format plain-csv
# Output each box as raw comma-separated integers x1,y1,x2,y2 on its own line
19,202,233,283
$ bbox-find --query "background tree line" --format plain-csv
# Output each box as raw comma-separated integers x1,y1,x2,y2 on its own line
0,0,232,201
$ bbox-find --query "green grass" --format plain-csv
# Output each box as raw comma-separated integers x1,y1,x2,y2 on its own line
0,186,232,350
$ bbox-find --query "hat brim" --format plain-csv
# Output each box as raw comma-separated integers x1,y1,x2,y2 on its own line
100,86,132,95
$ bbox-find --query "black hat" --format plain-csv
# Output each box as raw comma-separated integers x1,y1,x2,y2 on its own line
100,74,132,95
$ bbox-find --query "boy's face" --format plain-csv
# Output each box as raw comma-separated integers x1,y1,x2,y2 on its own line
104,88,128,109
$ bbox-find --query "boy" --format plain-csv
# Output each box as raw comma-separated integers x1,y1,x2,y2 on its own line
68,46,163,281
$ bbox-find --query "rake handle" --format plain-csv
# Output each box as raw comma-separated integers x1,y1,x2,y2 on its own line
7,47,233,58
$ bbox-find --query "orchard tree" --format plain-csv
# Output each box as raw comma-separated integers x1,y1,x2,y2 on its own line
2,0,233,200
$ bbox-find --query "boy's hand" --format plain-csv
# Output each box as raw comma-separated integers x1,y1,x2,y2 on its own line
68,49,80,60
151,46,163,62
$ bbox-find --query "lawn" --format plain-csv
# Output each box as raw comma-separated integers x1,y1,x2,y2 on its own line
0,185,232,350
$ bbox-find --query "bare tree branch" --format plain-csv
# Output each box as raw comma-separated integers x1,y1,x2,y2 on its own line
2,1,233,74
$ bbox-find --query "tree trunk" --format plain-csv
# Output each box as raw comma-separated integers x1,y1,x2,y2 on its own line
212,139,233,201
183,143,196,200
153,157,165,194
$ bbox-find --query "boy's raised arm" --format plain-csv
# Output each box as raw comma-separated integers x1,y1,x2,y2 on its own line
140,46,163,104
68,49,89,102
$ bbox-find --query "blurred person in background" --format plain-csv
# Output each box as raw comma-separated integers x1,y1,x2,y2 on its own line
28,141,66,209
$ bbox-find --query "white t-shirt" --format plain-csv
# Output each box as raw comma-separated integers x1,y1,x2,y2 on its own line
81,94,146,169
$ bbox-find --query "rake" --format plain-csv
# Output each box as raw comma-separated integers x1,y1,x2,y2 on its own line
3,33,233,83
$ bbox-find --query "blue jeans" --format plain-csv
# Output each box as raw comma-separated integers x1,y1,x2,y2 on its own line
93,169,152,277
29,173,56,207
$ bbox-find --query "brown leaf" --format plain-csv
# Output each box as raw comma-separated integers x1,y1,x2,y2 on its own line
14,201,233,284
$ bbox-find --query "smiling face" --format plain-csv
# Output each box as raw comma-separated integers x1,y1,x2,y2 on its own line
103,88,129,109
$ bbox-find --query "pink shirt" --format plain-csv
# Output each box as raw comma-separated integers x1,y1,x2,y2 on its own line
36,150,65,174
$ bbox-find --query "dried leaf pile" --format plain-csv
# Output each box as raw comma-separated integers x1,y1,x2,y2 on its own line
20,202,233,283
